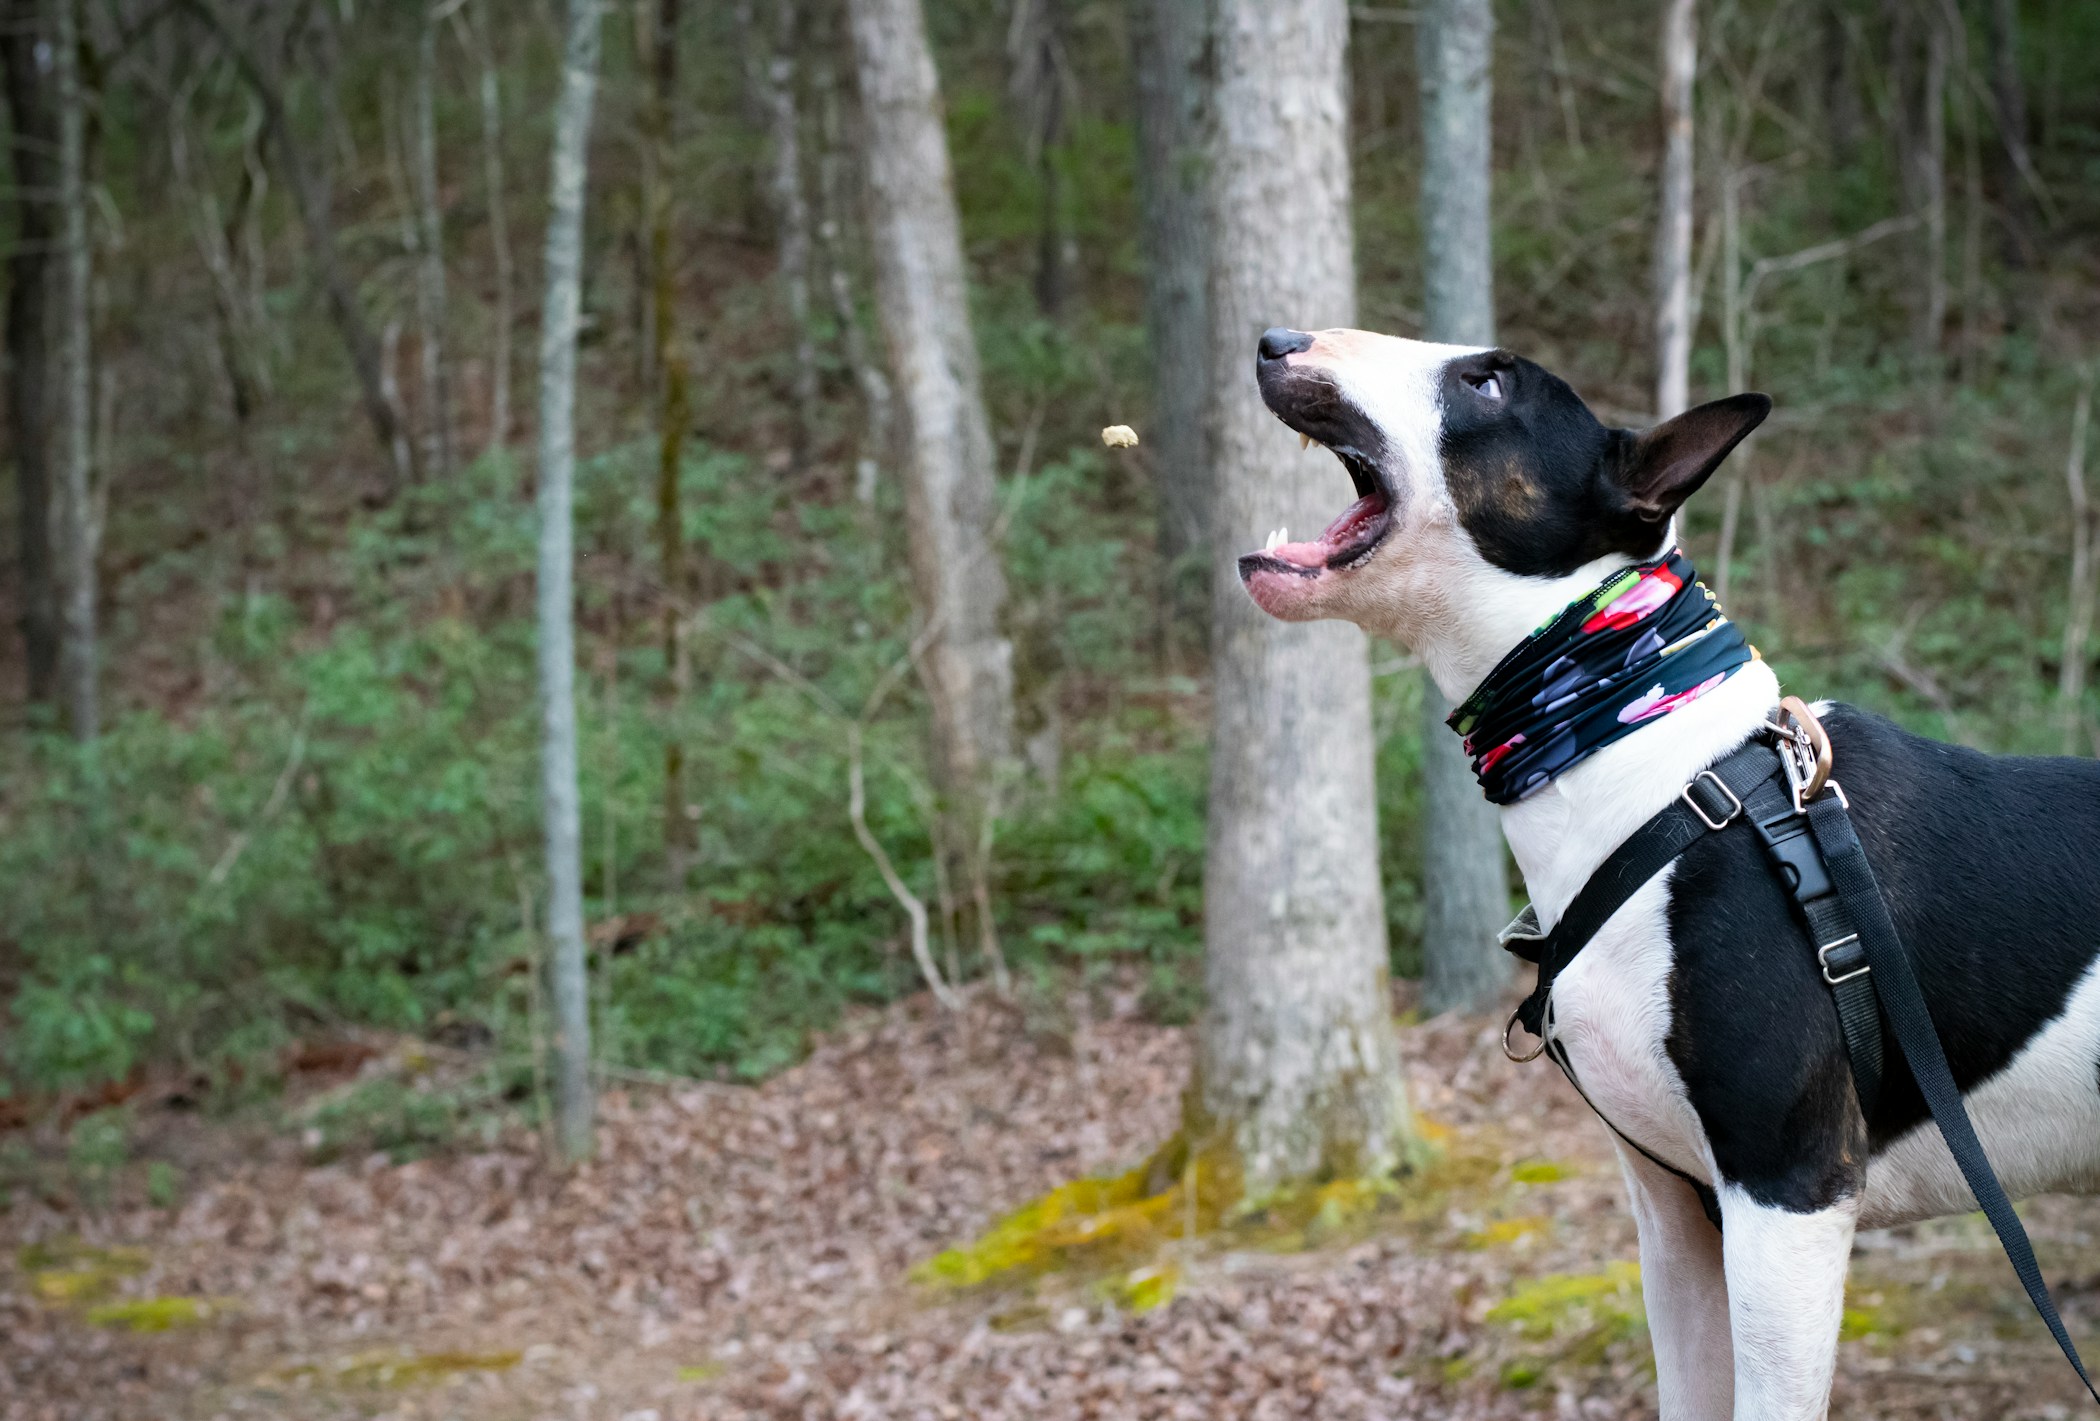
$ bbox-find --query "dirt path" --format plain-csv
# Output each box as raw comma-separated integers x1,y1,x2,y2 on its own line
6,990,2097,1420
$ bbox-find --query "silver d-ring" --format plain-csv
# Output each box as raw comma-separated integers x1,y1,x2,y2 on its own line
1503,1009,1547,1063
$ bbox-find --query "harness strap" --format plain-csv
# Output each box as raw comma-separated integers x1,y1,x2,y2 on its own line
1803,793,2100,1405
1742,773,1885,1116
1509,738,1786,1041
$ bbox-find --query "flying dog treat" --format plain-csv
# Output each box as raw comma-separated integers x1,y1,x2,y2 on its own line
1100,425,1140,448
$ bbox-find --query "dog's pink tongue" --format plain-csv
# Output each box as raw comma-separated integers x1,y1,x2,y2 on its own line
1270,536,1329,568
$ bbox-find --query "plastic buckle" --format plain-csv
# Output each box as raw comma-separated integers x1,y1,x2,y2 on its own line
1682,770,1743,831
1819,934,1869,985
1753,808,1835,902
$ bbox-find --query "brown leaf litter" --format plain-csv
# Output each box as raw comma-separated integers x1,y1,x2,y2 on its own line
5,984,2098,1420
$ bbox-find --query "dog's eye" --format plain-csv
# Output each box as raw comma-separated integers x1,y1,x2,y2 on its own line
1463,371,1504,401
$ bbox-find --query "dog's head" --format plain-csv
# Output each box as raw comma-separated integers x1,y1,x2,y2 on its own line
1239,326,1769,693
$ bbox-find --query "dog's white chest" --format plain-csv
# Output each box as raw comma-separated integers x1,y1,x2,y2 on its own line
1543,872,1716,1184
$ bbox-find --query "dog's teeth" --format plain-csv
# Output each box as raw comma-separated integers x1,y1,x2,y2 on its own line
1299,433,1313,450
1264,528,1283,552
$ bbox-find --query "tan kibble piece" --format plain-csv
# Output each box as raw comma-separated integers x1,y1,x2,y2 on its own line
1100,425,1140,449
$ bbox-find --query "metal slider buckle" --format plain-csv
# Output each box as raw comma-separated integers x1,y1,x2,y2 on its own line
1681,770,1743,830
1819,934,1869,985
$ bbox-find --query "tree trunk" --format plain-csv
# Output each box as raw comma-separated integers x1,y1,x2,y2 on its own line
179,0,419,492
1822,0,1859,164
53,0,96,741
536,0,605,1165
639,0,693,888
1194,0,1412,1198
458,0,515,454
413,13,453,477
812,22,893,507
1986,0,2036,262
1416,0,1510,1015
1917,6,1947,360
1130,0,1210,645
844,0,1015,959
1654,0,1697,421
763,0,819,467
1,0,59,705
1007,0,1067,318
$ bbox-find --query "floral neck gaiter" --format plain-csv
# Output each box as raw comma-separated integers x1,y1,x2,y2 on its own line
1447,548,1755,805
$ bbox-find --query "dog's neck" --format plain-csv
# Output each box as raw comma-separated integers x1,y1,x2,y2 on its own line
1402,534,1782,930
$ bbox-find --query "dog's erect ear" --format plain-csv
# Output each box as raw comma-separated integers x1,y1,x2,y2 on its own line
1610,393,1772,522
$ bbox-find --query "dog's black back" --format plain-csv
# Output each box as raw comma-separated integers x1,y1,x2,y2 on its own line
1664,704,2100,1212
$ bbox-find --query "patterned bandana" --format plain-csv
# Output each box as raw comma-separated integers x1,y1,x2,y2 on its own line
1447,548,1755,804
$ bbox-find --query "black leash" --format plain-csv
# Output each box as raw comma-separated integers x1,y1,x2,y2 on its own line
1503,712,2097,1403
1802,789,2100,1403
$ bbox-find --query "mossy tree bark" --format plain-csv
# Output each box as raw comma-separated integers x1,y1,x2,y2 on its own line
1416,0,1512,1017
1191,0,1414,1199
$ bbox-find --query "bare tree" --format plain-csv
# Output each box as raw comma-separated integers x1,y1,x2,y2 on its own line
455,0,514,453
536,0,605,1164
844,0,1016,981
1416,0,1510,1015
53,0,95,740
1656,0,1697,421
412,8,454,476
2,0,59,704
1007,0,1069,318
761,0,819,464
1130,0,1210,642
1985,0,2036,261
1192,0,1413,1197
178,0,419,492
636,0,694,886
2063,378,2095,753
810,12,892,506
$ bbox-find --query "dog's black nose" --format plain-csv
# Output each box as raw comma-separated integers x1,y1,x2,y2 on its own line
1258,327,1315,362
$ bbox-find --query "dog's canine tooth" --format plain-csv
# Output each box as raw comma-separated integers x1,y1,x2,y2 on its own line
1299,432,1313,450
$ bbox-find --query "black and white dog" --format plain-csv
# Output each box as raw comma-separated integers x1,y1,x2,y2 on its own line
1239,326,2100,1421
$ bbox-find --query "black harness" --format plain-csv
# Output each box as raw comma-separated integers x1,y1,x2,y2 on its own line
1502,706,2099,1405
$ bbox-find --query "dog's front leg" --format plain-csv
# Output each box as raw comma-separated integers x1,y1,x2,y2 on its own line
1617,1145,1733,1419
1716,1186,1856,1420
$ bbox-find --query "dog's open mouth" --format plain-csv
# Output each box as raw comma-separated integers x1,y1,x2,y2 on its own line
1243,436,1392,576
1240,352,1397,580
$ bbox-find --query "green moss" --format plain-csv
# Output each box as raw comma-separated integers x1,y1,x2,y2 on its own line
19,1239,150,1306
1461,1215,1551,1250
276,1350,524,1389
677,1362,726,1382
84,1296,218,1332
1113,1262,1180,1313
1500,1359,1544,1389
1509,1160,1576,1184
913,1165,1170,1287
1486,1262,1644,1339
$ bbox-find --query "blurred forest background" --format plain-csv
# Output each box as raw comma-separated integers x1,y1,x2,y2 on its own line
2,0,2098,1196
6,0,2100,1414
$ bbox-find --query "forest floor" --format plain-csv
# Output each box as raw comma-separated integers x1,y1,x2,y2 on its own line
6,983,2100,1421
